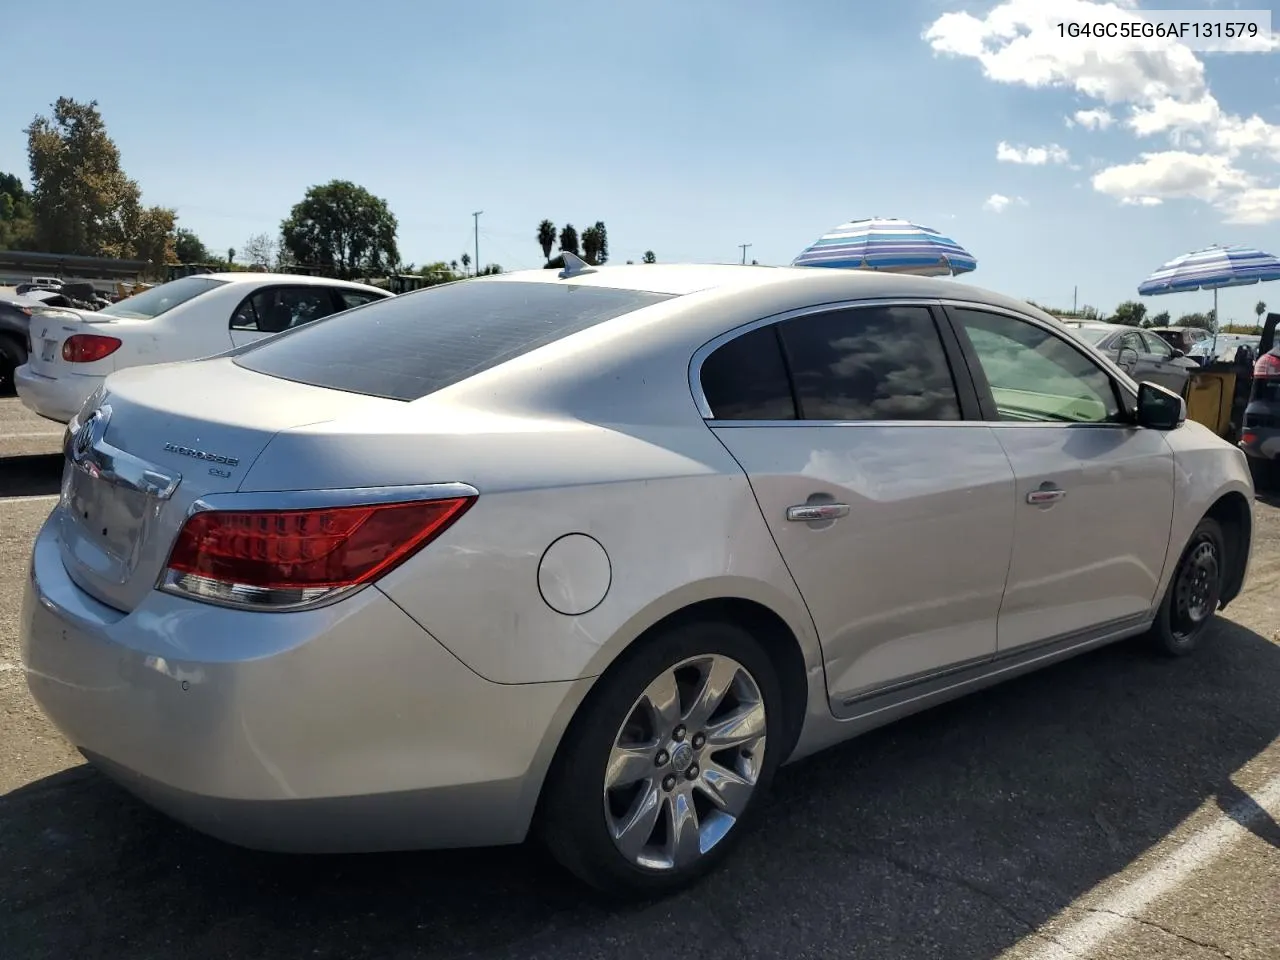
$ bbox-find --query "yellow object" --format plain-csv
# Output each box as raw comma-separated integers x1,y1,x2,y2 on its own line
1183,370,1236,437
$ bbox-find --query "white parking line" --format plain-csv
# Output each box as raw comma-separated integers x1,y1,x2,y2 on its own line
2,431,62,439
0,494,59,504
1025,774,1280,959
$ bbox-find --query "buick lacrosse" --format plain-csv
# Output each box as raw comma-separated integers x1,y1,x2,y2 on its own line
22,258,1254,897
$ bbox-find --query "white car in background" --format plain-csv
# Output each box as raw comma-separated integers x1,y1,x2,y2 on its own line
14,273,390,423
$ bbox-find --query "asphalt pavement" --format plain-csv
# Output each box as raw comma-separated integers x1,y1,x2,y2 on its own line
1,395,1277,960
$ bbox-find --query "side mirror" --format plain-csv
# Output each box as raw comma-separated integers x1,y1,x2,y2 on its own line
1136,381,1185,430
1171,349,1185,358
1117,346,1139,371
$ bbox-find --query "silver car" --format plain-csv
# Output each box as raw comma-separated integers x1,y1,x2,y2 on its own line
21,264,1255,897
1064,320,1201,394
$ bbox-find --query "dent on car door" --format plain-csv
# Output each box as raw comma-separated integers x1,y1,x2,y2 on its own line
947,306,1175,652
698,303,1016,714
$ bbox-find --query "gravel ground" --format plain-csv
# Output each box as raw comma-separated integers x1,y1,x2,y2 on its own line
1,396,1277,960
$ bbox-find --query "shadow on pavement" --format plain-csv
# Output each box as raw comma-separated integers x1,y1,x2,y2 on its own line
3,620,1279,960
0,454,63,498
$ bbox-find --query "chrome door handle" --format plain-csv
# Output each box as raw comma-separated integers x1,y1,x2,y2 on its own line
787,503,850,522
1026,487,1066,505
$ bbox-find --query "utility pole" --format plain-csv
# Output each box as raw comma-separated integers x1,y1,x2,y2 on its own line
739,243,752,265
472,211,483,276
1073,285,1078,313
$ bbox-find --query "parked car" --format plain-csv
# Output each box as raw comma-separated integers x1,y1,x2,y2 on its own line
1148,325,1211,355
1063,320,1200,394
1239,312,1280,487
22,263,1254,898
0,292,46,394
1186,333,1260,367
14,272,391,422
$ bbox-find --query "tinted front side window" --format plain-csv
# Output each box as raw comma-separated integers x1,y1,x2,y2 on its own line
776,305,962,421
954,308,1124,423
98,276,227,320
235,281,675,401
232,287,339,332
700,325,797,420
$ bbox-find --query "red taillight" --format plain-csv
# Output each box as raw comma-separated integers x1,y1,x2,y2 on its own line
1254,352,1280,377
162,496,474,608
62,334,122,363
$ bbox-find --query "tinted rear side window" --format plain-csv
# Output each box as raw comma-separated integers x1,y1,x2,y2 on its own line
778,305,962,421
700,325,797,419
234,281,675,401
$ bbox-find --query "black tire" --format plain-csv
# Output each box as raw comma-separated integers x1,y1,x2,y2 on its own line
0,335,27,397
538,619,785,899
1148,517,1225,657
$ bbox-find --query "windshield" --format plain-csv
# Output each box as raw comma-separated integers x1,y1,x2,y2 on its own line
234,280,676,401
97,276,228,319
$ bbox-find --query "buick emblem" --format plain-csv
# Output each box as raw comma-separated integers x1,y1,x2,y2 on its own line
71,405,110,462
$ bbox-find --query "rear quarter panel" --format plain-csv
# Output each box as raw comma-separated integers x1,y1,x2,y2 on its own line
243,412,822,687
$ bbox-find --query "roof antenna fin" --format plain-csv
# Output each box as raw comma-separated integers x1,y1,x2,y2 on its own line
559,251,598,279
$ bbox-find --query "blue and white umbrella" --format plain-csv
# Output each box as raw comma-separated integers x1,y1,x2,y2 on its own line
1139,243,1280,351
791,217,977,277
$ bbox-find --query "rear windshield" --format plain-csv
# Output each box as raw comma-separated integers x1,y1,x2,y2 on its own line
1069,327,1110,345
234,280,676,401
98,276,228,319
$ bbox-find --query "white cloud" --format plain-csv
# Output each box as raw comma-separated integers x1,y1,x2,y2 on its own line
925,0,1280,222
1073,108,1114,130
984,194,1028,212
1092,151,1248,202
996,141,1070,164
1120,196,1162,207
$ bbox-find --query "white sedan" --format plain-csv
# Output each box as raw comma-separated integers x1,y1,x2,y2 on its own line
14,272,390,422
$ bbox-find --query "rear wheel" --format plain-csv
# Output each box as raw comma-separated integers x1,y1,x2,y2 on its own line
0,336,26,396
1148,517,1225,657
539,620,783,898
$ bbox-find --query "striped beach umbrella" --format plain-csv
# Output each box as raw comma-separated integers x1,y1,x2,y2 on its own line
791,217,977,277
1139,243,1280,350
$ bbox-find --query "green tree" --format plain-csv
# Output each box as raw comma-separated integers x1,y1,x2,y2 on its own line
477,263,503,276
559,223,579,256
536,219,556,261
1257,300,1268,328
581,225,601,264
460,252,471,274
174,227,209,264
591,220,608,264
1177,311,1214,330
25,97,172,260
280,179,399,280
242,232,277,269
0,171,34,249
1110,300,1147,327
226,247,235,265
1145,310,1171,328
642,250,656,264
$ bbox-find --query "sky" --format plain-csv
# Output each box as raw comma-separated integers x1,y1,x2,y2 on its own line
3,0,1279,323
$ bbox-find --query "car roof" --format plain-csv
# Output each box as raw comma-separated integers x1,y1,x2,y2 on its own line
480,262,1061,321
1062,320,1123,331
199,272,388,294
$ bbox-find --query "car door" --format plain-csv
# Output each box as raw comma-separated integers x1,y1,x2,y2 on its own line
1138,330,1194,393
697,301,1017,713
228,285,342,348
1111,329,1154,381
946,305,1175,653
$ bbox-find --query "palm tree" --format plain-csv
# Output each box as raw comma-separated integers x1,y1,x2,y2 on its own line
559,224,579,256
581,226,600,265
461,252,471,275
1257,300,1267,330
450,259,458,273
537,220,556,261
642,250,656,264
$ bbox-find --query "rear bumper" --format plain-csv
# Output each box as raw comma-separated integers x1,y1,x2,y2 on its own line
1239,425,1280,461
20,513,589,852
13,365,100,424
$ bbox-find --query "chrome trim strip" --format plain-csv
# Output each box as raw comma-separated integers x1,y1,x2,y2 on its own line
64,404,181,500
185,482,481,516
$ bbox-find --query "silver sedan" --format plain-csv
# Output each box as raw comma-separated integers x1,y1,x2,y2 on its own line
1064,320,1201,394
21,262,1254,897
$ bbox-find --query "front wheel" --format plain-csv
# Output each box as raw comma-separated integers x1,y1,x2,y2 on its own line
1148,517,1225,657
539,620,784,898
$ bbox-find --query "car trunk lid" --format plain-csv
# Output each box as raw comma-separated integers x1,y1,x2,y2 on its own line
25,306,122,378
56,357,398,613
